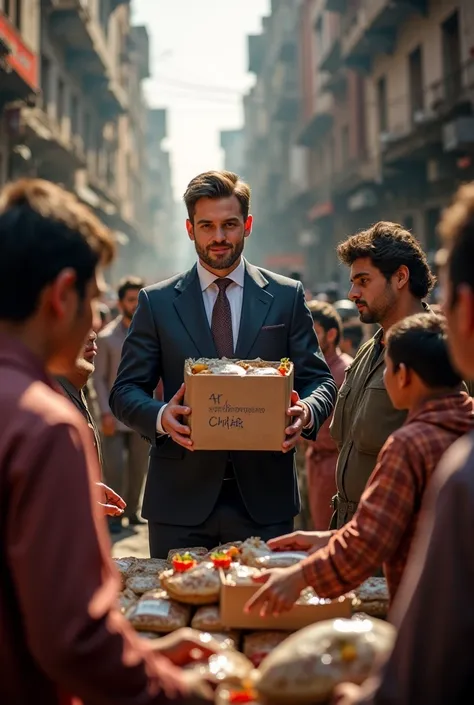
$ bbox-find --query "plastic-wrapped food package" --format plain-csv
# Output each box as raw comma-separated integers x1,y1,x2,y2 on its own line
125,589,191,633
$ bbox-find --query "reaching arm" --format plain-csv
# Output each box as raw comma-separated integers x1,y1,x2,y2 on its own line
301,435,419,598
289,283,337,441
109,289,164,443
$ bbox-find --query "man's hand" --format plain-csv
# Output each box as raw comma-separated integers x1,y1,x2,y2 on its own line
268,529,332,553
96,482,126,516
102,413,116,437
151,628,221,667
161,384,193,450
244,564,307,617
282,401,310,453
332,683,363,704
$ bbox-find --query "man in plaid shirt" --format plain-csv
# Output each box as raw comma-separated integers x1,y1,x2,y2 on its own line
246,312,474,615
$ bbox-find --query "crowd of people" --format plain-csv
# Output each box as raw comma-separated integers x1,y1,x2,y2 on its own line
1,170,474,704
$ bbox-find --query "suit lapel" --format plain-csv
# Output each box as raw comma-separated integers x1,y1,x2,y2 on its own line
235,262,273,359
173,265,218,357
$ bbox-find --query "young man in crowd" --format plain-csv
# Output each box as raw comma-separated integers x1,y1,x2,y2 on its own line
333,186,474,704
305,300,353,529
54,329,126,517
0,179,212,705
95,275,150,532
246,312,474,614
329,222,435,528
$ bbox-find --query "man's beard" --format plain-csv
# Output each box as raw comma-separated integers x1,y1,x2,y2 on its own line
195,238,244,271
358,285,397,325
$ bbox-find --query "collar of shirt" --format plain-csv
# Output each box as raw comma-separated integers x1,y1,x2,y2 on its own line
55,376,83,406
197,257,245,292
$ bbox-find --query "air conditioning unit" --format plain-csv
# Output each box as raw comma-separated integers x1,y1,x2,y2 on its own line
413,109,435,125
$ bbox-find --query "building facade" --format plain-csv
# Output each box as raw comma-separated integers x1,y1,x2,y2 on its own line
0,0,164,284
242,0,474,294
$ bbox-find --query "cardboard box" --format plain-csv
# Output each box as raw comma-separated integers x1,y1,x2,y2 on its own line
184,359,294,451
219,570,352,631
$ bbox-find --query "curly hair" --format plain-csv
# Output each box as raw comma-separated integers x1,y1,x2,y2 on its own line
337,221,435,299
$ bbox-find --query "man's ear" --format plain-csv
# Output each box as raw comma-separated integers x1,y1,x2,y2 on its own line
186,219,194,241
244,214,253,237
398,362,410,389
327,328,338,346
394,265,410,291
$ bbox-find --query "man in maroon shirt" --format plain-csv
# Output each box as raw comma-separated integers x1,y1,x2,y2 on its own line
0,179,212,705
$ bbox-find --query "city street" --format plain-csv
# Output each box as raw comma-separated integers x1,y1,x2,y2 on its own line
111,525,150,559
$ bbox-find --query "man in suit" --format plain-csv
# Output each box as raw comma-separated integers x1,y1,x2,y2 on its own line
110,170,337,558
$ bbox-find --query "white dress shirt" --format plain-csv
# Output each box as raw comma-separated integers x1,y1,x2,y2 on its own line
156,258,313,435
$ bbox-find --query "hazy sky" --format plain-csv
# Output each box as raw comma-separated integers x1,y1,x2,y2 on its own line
132,0,270,202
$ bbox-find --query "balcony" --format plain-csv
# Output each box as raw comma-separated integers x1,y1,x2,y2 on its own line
381,58,474,165
248,34,265,74
272,3,298,64
297,91,333,147
83,74,128,119
324,0,347,12
341,0,427,73
330,157,378,196
320,69,347,97
48,1,110,78
270,65,300,121
21,106,86,180
319,36,342,74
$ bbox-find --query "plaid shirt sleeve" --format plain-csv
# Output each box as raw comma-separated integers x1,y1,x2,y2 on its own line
300,434,420,597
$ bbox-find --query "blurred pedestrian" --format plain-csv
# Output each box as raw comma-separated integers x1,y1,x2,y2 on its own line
95,275,150,533
333,186,474,705
0,179,211,705
110,170,336,557
340,321,364,357
330,222,435,528
53,330,126,517
305,301,353,529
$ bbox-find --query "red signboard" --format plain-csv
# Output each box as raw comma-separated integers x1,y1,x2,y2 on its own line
0,14,38,92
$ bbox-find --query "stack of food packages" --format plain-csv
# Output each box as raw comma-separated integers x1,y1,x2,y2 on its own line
115,538,393,704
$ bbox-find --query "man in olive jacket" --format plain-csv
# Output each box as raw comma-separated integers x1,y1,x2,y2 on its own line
330,221,435,528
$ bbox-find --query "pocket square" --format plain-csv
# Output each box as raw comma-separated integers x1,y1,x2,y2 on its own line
261,324,286,331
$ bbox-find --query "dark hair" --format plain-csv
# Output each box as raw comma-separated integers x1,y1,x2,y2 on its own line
307,300,342,345
439,183,474,306
337,221,435,299
386,312,461,388
0,179,115,322
117,275,145,301
183,170,251,223
342,323,364,350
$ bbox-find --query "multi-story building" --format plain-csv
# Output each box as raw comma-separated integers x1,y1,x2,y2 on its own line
0,0,40,184
0,1,159,283
243,0,305,275
146,107,176,279
220,128,245,176
243,0,474,291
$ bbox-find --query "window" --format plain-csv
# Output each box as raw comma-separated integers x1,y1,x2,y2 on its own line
41,56,51,112
409,46,424,122
377,76,388,133
341,125,350,165
15,0,21,31
442,11,461,101
70,95,79,136
57,79,65,127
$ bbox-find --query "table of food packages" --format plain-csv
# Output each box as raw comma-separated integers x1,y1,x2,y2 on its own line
116,537,394,705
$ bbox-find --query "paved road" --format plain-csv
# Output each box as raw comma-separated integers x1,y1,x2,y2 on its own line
111,525,150,559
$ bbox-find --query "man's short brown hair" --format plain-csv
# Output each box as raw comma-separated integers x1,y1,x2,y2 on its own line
439,182,474,304
117,275,145,301
307,299,342,346
183,170,251,222
337,221,435,299
0,179,115,322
